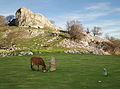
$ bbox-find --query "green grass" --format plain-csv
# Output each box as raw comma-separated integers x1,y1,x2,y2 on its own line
9,26,55,31
0,26,57,48
13,34,63,51
0,26,66,51
0,53,120,89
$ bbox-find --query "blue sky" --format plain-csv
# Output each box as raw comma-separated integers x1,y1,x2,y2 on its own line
0,0,120,38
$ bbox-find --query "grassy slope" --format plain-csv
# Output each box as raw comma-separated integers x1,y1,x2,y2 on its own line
0,26,70,52
0,53,120,89
13,33,69,52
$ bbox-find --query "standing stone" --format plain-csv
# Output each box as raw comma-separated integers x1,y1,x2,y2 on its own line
49,56,56,72
103,68,108,76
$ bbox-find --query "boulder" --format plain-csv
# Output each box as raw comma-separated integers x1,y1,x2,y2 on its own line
15,7,55,29
19,51,33,56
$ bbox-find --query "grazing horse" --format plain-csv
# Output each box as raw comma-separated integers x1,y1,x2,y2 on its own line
30,56,46,72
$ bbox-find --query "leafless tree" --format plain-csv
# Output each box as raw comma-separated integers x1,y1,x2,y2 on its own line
66,20,84,40
91,26,102,36
50,20,55,24
66,20,83,31
86,28,90,34
105,33,110,40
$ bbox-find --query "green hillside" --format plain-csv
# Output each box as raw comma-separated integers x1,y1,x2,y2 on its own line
0,26,70,53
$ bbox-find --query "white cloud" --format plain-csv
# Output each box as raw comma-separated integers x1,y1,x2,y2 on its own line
84,20,120,36
53,2,120,29
85,21,120,38
86,2,120,14
109,32,120,37
103,28,120,33
53,12,120,31
80,13,108,21
0,13,15,17
85,20,120,28
53,12,108,28
86,2,110,10
52,13,105,29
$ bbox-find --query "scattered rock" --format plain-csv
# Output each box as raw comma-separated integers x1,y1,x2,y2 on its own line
19,51,33,56
0,51,34,57
64,48,109,55
58,36,111,55
47,37,57,42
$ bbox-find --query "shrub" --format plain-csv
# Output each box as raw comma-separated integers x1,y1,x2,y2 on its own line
105,35,120,55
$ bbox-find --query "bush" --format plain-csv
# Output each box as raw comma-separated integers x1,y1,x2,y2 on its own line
105,36,120,55
109,38,120,55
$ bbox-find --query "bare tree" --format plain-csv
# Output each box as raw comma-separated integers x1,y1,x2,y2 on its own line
86,28,90,34
91,26,102,36
105,33,110,40
50,20,55,24
66,20,84,40
66,20,83,31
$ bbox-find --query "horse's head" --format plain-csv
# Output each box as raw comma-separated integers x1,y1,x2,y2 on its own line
42,67,46,72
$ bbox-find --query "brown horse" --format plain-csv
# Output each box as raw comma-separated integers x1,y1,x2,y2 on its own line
30,56,46,72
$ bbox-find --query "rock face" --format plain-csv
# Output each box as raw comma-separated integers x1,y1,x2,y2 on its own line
15,7,55,28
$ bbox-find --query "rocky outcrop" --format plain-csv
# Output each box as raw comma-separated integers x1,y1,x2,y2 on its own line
57,30,112,55
14,7,55,29
58,39,110,55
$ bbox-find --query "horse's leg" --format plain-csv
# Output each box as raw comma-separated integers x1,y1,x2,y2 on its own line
31,64,36,71
37,65,39,71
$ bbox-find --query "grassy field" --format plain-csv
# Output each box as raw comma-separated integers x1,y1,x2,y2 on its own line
0,53,120,89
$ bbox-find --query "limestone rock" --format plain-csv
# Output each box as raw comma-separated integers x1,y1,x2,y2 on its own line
15,7,55,28
19,51,33,56
49,56,56,72
57,30,112,55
